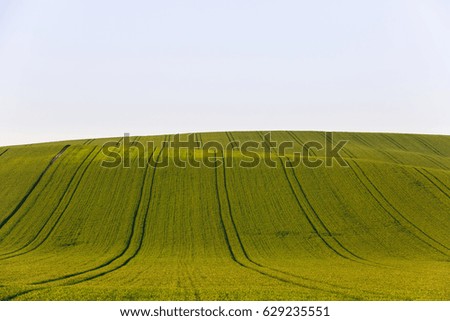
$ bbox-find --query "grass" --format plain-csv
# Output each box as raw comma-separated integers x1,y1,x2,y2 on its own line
0,131,449,300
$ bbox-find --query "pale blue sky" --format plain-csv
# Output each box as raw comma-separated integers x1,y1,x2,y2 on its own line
1,0,449,146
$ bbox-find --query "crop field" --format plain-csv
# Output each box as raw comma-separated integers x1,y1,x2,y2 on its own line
0,131,449,300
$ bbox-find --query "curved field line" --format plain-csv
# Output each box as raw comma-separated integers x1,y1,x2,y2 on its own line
69,148,161,284
421,154,448,171
0,147,81,245
213,154,361,299
298,137,447,266
260,132,370,264
280,158,376,266
340,145,356,160
287,131,317,156
423,169,450,191
352,160,450,252
343,148,357,159
255,262,394,299
0,147,98,259
279,159,348,260
348,160,450,255
220,155,258,266
228,132,237,146
257,132,375,265
33,145,162,285
222,132,376,297
383,135,448,169
382,135,408,151
213,156,242,265
0,148,9,158
226,132,238,149
116,136,124,146
2,289,36,301
19,148,102,257
342,141,400,174
352,135,372,148
0,145,70,231
3,145,164,300
414,136,445,157
414,168,450,199
379,150,400,164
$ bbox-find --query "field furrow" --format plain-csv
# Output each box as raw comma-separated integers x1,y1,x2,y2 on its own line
2,147,163,300
347,160,449,256
0,149,8,158
215,154,360,300
413,136,446,157
0,147,99,259
414,169,450,198
41,146,160,283
0,147,77,245
0,131,448,300
421,154,449,170
382,134,408,151
0,145,70,230
281,158,372,264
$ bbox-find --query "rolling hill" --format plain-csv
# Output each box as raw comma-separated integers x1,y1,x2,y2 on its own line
0,131,449,300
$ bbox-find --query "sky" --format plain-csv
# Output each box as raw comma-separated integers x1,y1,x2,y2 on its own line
0,0,449,146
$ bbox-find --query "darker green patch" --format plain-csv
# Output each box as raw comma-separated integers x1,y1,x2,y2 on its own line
275,231,290,239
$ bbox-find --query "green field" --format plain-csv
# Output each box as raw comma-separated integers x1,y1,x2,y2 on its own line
0,131,449,300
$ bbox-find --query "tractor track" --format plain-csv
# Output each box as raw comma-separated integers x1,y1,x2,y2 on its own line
421,154,448,171
213,153,361,299
259,132,375,266
352,134,372,148
414,168,450,199
35,146,162,284
226,132,239,149
413,136,446,157
280,158,378,266
3,143,164,300
0,147,98,259
0,149,9,158
4,133,444,300
0,146,83,247
221,133,380,298
382,134,408,151
347,160,450,256
0,145,70,231
287,131,317,156
422,169,450,191
116,136,124,146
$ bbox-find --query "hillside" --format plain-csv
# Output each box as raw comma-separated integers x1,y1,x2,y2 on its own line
0,131,449,300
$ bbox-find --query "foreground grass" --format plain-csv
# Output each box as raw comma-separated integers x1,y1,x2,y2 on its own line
0,131,449,300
